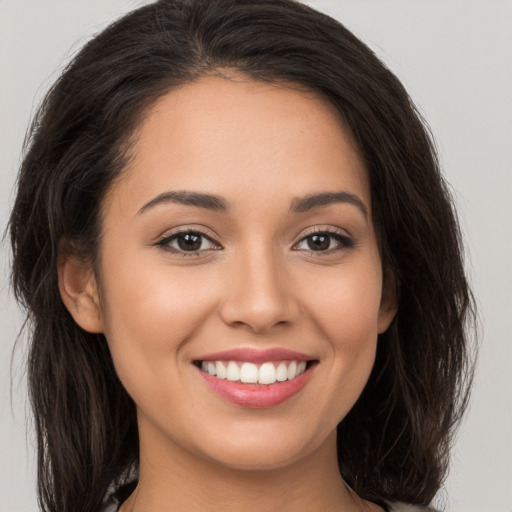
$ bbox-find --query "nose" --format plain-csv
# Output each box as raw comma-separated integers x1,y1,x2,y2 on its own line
219,245,299,334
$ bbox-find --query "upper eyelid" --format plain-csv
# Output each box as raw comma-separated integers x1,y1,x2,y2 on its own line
157,225,218,241
294,226,353,247
300,226,350,237
158,226,349,242
157,228,219,247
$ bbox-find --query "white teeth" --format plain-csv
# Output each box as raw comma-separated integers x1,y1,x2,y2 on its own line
226,361,240,381
258,362,277,385
276,362,288,382
240,362,258,383
216,361,227,379
200,359,310,385
287,360,297,380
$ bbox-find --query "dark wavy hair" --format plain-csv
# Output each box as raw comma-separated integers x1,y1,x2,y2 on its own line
9,1,476,511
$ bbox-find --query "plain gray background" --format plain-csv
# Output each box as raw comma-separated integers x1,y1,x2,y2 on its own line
1,1,511,511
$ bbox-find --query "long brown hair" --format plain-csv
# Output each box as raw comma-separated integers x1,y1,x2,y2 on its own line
9,1,476,511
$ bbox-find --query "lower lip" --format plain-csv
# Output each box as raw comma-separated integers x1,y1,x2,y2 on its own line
196,364,315,408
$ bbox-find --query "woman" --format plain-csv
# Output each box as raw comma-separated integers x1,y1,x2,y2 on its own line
8,1,475,511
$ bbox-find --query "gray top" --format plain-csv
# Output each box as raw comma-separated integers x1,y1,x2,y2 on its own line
100,488,437,512
388,504,437,512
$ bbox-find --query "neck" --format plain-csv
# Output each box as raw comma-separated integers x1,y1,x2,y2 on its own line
120,423,376,512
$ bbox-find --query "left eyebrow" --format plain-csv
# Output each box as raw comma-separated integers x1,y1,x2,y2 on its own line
289,191,368,218
138,190,229,215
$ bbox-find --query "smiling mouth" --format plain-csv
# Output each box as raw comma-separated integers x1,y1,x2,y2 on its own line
194,359,316,385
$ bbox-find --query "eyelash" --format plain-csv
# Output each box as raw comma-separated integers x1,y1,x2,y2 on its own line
156,229,221,256
294,228,355,254
155,227,354,258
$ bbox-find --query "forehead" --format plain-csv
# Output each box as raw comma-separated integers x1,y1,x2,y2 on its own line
107,75,370,217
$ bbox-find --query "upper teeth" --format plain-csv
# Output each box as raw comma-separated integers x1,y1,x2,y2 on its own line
200,360,307,385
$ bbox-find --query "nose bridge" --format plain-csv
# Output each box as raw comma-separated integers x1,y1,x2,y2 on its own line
219,237,297,333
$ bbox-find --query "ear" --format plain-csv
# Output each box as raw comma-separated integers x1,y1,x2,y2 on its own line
377,269,398,334
58,243,104,333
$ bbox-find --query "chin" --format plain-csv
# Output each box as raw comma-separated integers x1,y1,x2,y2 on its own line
194,423,333,472
204,446,307,472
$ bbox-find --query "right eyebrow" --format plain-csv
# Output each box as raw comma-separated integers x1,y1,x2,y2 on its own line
137,190,229,215
289,191,368,218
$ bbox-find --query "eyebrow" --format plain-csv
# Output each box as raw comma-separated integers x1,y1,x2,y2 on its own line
138,190,368,218
138,190,229,214
289,191,368,217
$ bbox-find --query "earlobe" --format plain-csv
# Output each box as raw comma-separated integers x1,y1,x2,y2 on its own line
377,271,398,334
58,245,104,333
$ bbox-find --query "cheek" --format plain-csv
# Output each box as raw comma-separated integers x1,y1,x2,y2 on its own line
305,259,383,407
103,249,214,333
309,258,383,346
98,255,217,394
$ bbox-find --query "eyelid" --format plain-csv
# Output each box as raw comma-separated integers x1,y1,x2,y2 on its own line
297,225,352,240
157,225,219,242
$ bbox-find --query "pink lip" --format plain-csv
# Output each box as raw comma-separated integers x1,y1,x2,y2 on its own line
197,367,315,408
195,347,314,364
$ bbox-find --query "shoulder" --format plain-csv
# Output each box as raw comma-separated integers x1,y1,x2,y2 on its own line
386,502,439,512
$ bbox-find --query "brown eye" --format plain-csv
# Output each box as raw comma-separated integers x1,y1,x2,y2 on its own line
157,230,220,256
176,232,203,251
307,233,331,251
295,230,354,254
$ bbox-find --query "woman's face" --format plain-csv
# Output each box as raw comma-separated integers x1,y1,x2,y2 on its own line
87,76,395,470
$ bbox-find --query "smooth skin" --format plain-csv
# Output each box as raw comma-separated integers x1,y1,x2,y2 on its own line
59,75,396,512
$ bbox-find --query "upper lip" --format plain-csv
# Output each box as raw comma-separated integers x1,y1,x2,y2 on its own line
195,348,316,364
